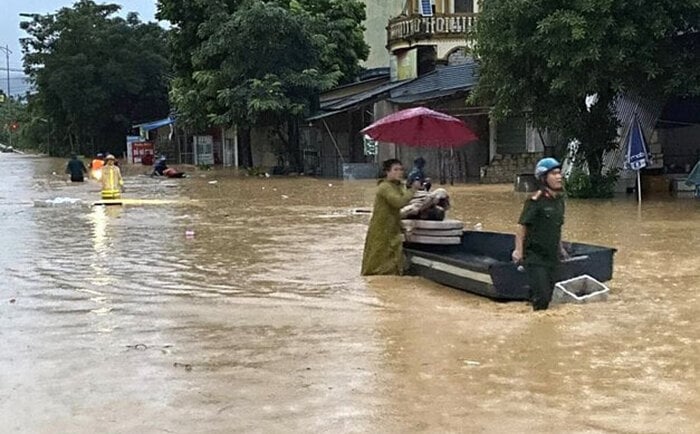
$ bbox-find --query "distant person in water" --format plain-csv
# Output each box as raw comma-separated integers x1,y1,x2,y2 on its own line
151,156,186,178
406,157,426,189
100,154,123,199
65,154,88,182
90,153,105,180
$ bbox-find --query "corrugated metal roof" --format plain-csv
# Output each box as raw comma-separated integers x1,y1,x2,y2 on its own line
307,79,410,122
319,76,387,100
563,94,665,177
307,61,479,121
389,88,471,104
603,94,665,174
306,109,345,122
389,61,480,104
322,80,410,111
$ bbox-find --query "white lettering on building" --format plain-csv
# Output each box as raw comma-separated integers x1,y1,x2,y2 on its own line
389,15,476,42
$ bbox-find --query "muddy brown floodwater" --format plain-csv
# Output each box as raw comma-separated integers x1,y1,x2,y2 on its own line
0,154,698,433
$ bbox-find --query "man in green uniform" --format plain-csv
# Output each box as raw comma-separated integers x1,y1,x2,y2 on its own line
512,158,568,310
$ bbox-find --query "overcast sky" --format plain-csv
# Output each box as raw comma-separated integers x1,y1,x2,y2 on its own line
0,0,159,95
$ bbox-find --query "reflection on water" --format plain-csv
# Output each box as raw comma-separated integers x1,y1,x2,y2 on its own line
0,154,697,433
88,205,118,287
91,204,109,254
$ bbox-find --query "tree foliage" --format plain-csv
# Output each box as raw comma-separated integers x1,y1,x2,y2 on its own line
471,0,700,196
157,0,368,168
20,0,171,156
289,0,369,84
0,98,28,148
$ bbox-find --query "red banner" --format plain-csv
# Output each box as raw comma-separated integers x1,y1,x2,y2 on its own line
131,142,154,164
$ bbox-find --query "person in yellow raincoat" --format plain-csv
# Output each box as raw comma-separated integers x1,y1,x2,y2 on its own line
361,159,416,276
100,154,123,199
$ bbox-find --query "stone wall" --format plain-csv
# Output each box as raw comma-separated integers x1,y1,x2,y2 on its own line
480,152,543,184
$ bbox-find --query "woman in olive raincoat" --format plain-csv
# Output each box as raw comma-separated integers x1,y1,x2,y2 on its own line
361,159,416,275
100,154,124,199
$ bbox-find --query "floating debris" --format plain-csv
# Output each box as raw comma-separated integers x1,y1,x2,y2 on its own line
351,208,372,214
174,362,192,372
33,197,84,208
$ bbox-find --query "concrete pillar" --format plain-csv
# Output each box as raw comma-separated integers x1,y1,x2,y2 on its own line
489,115,497,162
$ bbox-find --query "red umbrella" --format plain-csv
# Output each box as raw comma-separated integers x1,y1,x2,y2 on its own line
361,107,478,147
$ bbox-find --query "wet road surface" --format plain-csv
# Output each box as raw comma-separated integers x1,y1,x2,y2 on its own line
0,154,698,433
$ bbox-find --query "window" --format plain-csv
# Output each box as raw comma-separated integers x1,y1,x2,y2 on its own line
454,0,473,13
417,0,434,16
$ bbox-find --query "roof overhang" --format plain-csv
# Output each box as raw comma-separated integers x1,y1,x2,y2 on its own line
133,116,176,132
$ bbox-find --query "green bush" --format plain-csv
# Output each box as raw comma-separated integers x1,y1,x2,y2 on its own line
566,167,619,198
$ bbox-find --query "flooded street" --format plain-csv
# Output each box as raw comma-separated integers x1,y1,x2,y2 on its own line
1,154,698,433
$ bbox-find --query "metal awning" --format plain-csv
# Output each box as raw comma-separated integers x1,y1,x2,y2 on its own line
305,110,345,122
388,87,474,104
133,116,176,132
306,80,410,122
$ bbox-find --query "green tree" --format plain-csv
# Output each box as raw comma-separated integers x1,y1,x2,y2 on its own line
289,0,369,85
158,0,368,169
20,0,171,156
0,97,29,149
471,0,700,196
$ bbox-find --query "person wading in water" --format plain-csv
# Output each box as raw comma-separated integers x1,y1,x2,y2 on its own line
100,154,124,199
65,154,88,183
512,158,569,310
361,159,416,276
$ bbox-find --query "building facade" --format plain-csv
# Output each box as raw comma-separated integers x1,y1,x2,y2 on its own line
362,0,406,68
388,0,480,80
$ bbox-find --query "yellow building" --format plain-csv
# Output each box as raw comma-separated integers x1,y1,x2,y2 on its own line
388,0,479,80
363,1,479,73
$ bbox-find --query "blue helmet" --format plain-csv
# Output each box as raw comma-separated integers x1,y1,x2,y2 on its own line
535,158,562,179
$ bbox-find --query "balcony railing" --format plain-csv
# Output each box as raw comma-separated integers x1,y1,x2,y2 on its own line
388,13,477,45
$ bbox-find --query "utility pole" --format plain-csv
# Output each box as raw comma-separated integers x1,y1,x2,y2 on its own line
0,45,10,97
0,45,11,148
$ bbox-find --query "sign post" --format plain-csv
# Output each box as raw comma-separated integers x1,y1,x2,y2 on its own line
624,115,650,203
